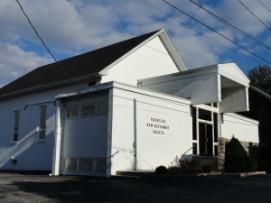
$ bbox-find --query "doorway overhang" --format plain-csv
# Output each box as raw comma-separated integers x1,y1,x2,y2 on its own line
139,63,249,113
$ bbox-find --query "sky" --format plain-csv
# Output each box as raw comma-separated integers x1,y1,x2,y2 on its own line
0,0,271,87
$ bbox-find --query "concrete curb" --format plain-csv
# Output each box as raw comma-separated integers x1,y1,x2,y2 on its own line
240,171,266,177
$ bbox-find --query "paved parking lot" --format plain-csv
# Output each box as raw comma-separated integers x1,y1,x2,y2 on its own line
0,173,271,202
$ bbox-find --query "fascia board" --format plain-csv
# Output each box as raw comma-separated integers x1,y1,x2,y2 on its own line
158,31,187,71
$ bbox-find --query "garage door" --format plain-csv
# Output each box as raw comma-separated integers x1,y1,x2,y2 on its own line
61,94,109,176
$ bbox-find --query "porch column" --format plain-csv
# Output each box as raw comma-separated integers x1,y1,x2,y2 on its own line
52,100,64,175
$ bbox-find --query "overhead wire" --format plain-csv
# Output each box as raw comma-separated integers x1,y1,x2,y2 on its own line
159,0,271,65
189,0,271,51
237,0,271,32
15,0,56,62
142,0,262,65
257,0,271,14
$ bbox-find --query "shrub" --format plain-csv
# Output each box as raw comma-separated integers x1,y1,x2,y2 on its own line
179,159,202,174
155,165,168,175
201,164,212,173
248,144,258,171
224,137,250,172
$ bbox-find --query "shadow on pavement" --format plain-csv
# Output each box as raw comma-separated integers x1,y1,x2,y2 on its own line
8,175,271,202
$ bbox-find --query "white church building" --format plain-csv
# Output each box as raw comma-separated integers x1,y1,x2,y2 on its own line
0,29,259,176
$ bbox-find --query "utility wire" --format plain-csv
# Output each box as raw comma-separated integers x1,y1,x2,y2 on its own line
15,0,56,62
160,0,271,65
237,0,271,32
189,0,271,51
257,0,271,14
143,0,262,65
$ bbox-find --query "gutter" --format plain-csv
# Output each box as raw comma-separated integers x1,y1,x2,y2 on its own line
250,85,271,102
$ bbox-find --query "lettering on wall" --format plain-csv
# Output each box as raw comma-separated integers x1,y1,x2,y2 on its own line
146,117,170,135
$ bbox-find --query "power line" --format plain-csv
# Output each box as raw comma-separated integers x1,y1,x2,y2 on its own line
160,0,271,65
237,0,271,32
257,0,271,14
189,0,271,51
142,0,262,65
15,0,56,62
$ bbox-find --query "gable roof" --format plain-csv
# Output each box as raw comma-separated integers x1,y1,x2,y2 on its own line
0,30,161,100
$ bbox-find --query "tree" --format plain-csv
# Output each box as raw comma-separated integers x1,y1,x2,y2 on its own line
248,65,271,94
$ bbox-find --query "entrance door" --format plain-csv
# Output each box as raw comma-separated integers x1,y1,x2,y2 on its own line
199,122,213,156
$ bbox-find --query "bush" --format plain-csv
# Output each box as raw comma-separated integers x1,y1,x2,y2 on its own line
224,137,256,172
201,165,212,173
248,144,258,171
179,159,202,174
258,159,271,172
155,165,168,175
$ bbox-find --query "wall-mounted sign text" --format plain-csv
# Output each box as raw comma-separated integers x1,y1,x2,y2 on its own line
146,117,170,135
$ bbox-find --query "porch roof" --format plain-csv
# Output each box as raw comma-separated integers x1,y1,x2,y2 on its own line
139,63,250,113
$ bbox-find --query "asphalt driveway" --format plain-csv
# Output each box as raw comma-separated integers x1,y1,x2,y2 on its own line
0,173,270,202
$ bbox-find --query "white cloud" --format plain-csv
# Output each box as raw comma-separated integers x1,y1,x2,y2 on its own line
0,43,51,86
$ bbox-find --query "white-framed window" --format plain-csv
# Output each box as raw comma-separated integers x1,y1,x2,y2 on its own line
38,105,47,141
96,101,107,114
12,110,20,142
66,107,79,119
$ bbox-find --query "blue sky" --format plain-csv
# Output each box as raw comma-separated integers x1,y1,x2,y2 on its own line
0,0,270,86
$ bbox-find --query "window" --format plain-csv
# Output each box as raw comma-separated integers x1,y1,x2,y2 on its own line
13,110,20,142
95,158,107,174
81,104,95,117
67,100,107,119
96,102,107,114
64,158,77,171
67,107,79,119
79,158,93,172
198,109,212,121
39,105,47,141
